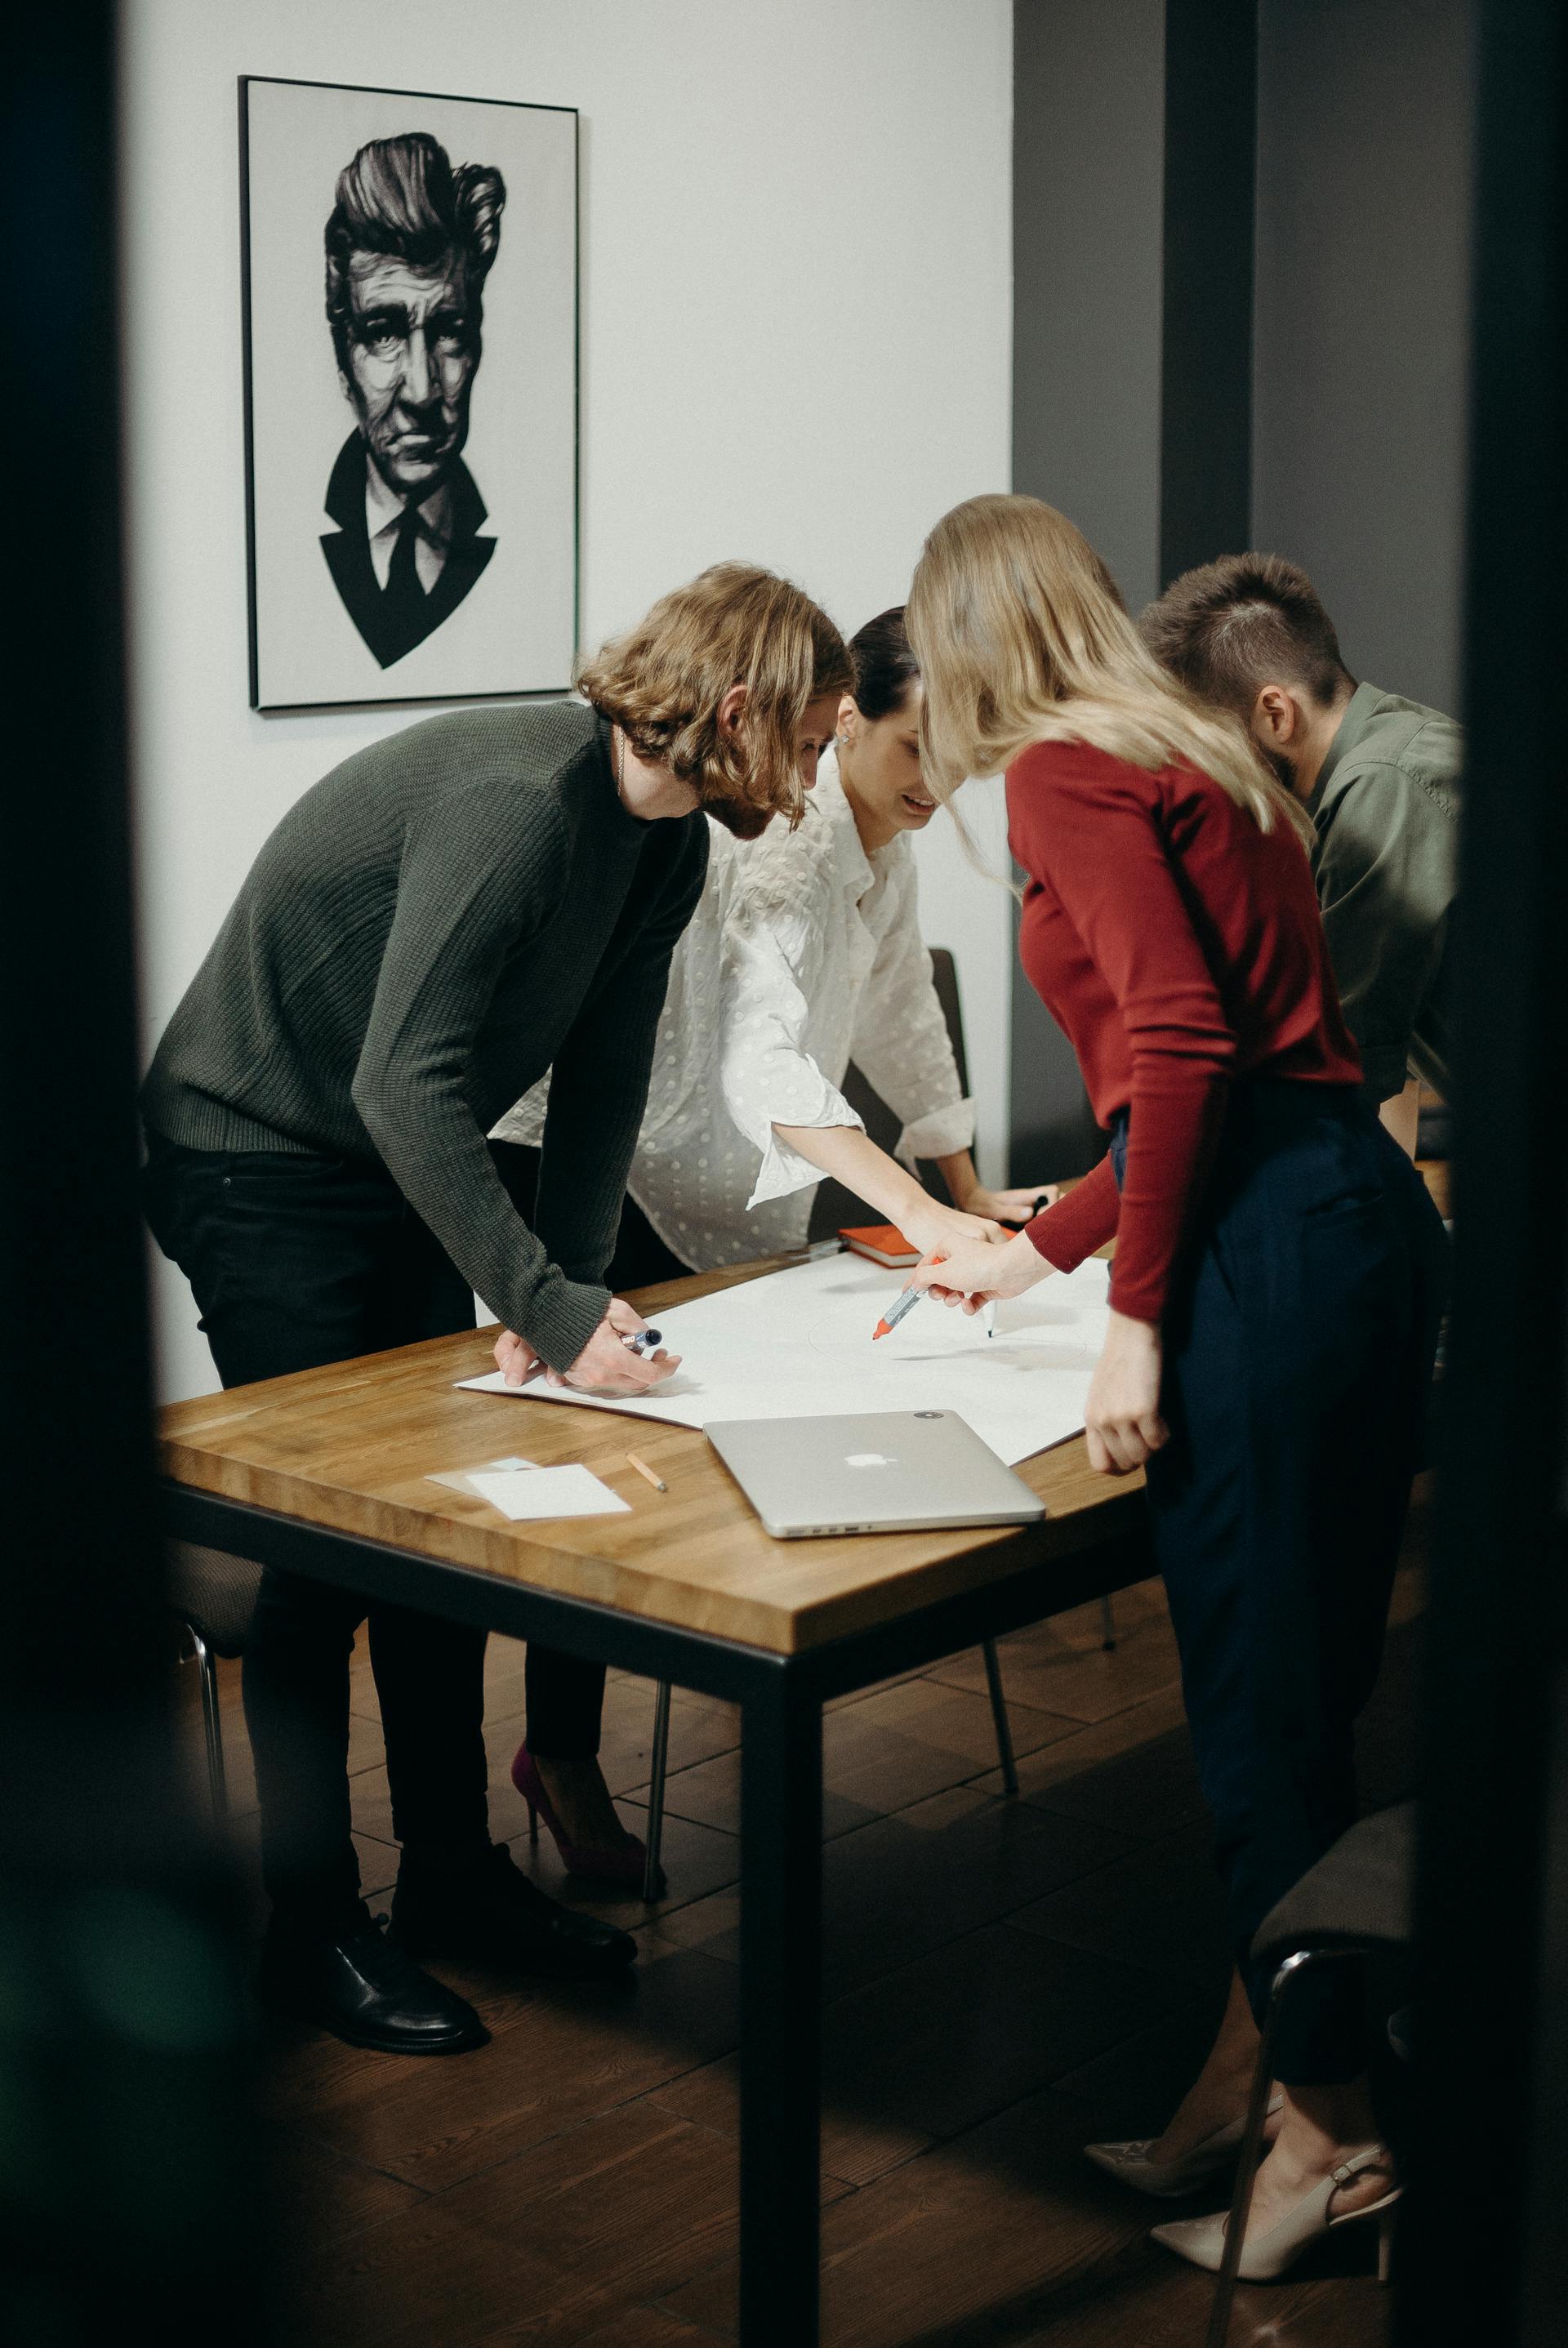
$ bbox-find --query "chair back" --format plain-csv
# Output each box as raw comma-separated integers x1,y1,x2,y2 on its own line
806,947,968,1241
1250,1801,1417,1967
170,1544,264,1658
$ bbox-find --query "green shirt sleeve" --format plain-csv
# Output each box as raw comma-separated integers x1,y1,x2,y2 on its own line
1314,761,1458,1105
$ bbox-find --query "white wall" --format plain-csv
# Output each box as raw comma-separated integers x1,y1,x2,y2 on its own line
122,0,1015,1400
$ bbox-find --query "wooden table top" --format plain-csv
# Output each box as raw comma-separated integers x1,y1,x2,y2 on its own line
157,1255,1145,1657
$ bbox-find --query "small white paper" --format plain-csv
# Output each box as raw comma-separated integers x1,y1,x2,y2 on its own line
427,1455,537,1498
467,1464,630,1522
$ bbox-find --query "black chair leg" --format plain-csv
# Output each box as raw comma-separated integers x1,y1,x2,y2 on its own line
1205,1946,1365,2348
189,1625,228,1820
981,1638,1019,1794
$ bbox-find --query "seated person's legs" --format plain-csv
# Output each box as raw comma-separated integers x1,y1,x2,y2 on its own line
492,1145,681,1891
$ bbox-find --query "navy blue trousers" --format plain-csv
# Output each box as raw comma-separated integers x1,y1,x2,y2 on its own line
1117,1082,1447,2083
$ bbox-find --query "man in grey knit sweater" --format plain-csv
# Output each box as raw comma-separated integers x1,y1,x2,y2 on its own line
144,565,850,2055
145,698,699,1378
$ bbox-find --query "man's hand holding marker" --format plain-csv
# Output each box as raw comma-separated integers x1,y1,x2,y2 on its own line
493,1295,681,1399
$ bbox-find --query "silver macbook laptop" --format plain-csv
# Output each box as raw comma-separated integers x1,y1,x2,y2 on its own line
706,1410,1047,1539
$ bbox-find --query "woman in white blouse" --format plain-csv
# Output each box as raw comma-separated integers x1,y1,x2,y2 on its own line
489,609,1052,1886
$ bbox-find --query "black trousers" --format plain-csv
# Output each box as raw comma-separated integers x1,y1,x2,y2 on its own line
489,1143,691,1760
1126,1083,1448,2082
144,1138,505,1918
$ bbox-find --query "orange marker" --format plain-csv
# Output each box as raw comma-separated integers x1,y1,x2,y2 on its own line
871,1285,925,1341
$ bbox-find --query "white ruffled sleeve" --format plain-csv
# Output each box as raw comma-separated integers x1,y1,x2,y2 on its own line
717,892,864,1209
850,862,974,1170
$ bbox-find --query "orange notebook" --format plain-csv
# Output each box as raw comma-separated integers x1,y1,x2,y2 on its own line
840,1223,919,1268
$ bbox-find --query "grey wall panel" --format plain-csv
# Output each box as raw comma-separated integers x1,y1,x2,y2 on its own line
1253,0,1477,714
1011,0,1166,1178
1013,0,1166,613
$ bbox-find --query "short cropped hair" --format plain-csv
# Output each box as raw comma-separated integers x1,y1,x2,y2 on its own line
1138,554,1355,716
577,564,852,837
324,132,506,372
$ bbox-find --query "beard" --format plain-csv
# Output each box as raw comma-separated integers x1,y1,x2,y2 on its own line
1261,744,1297,791
704,794,778,841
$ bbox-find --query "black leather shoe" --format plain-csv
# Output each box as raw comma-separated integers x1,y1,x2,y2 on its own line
256,1902,488,2056
390,1844,638,1981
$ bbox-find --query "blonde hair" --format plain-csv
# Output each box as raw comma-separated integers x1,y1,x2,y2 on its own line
577,564,851,831
906,496,1316,850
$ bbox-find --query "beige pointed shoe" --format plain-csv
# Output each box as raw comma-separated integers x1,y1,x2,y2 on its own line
1085,2095,1283,2199
1150,2143,1401,2282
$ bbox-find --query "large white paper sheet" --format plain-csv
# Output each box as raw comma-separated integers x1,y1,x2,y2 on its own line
457,1252,1111,1468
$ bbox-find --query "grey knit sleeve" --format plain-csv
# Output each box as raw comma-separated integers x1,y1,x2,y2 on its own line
350,785,612,1369
533,821,710,1287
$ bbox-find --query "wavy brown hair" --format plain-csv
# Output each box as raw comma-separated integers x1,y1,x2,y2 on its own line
577,564,851,837
906,496,1315,849
324,132,506,374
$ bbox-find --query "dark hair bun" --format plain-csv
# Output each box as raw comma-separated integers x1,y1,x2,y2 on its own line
849,606,920,721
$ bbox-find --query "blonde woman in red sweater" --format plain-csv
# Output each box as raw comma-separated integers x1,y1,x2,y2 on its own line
904,497,1446,2284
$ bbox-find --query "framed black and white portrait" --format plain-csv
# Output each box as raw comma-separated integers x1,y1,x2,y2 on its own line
239,76,577,711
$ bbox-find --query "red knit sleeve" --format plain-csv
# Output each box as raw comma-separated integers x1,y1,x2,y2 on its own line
1025,1152,1119,1270
1011,746,1237,1321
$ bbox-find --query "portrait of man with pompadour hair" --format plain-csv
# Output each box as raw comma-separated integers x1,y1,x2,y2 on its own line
241,80,578,711
321,131,506,669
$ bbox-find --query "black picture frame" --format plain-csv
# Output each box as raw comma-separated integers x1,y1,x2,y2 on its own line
238,74,579,715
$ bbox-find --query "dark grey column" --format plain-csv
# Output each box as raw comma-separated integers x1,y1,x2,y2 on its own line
1160,0,1258,584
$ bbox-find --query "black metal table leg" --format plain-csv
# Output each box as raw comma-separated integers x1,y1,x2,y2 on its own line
739,1664,823,2346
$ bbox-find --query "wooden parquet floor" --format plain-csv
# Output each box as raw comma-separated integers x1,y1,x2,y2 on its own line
181,1486,1429,2347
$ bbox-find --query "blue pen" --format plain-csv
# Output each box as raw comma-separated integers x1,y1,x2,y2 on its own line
620,1326,663,1356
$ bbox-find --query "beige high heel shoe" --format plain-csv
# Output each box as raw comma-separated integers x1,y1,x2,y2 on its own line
1085,2096,1284,2199
1150,2143,1400,2281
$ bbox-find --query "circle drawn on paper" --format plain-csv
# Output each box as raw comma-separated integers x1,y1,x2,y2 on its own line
805,1309,996,1367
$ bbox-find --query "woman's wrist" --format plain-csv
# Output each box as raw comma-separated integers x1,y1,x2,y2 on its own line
996,1229,1050,1296
1105,1306,1161,1347
886,1170,938,1227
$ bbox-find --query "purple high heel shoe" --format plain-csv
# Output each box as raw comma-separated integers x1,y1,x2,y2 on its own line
511,1744,666,1900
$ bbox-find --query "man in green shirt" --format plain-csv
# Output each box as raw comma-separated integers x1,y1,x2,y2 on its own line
1139,555,1460,1147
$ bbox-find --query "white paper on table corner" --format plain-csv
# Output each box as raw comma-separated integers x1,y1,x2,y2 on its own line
427,1455,537,1499
466,1464,630,1521
455,1252,1111,1468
